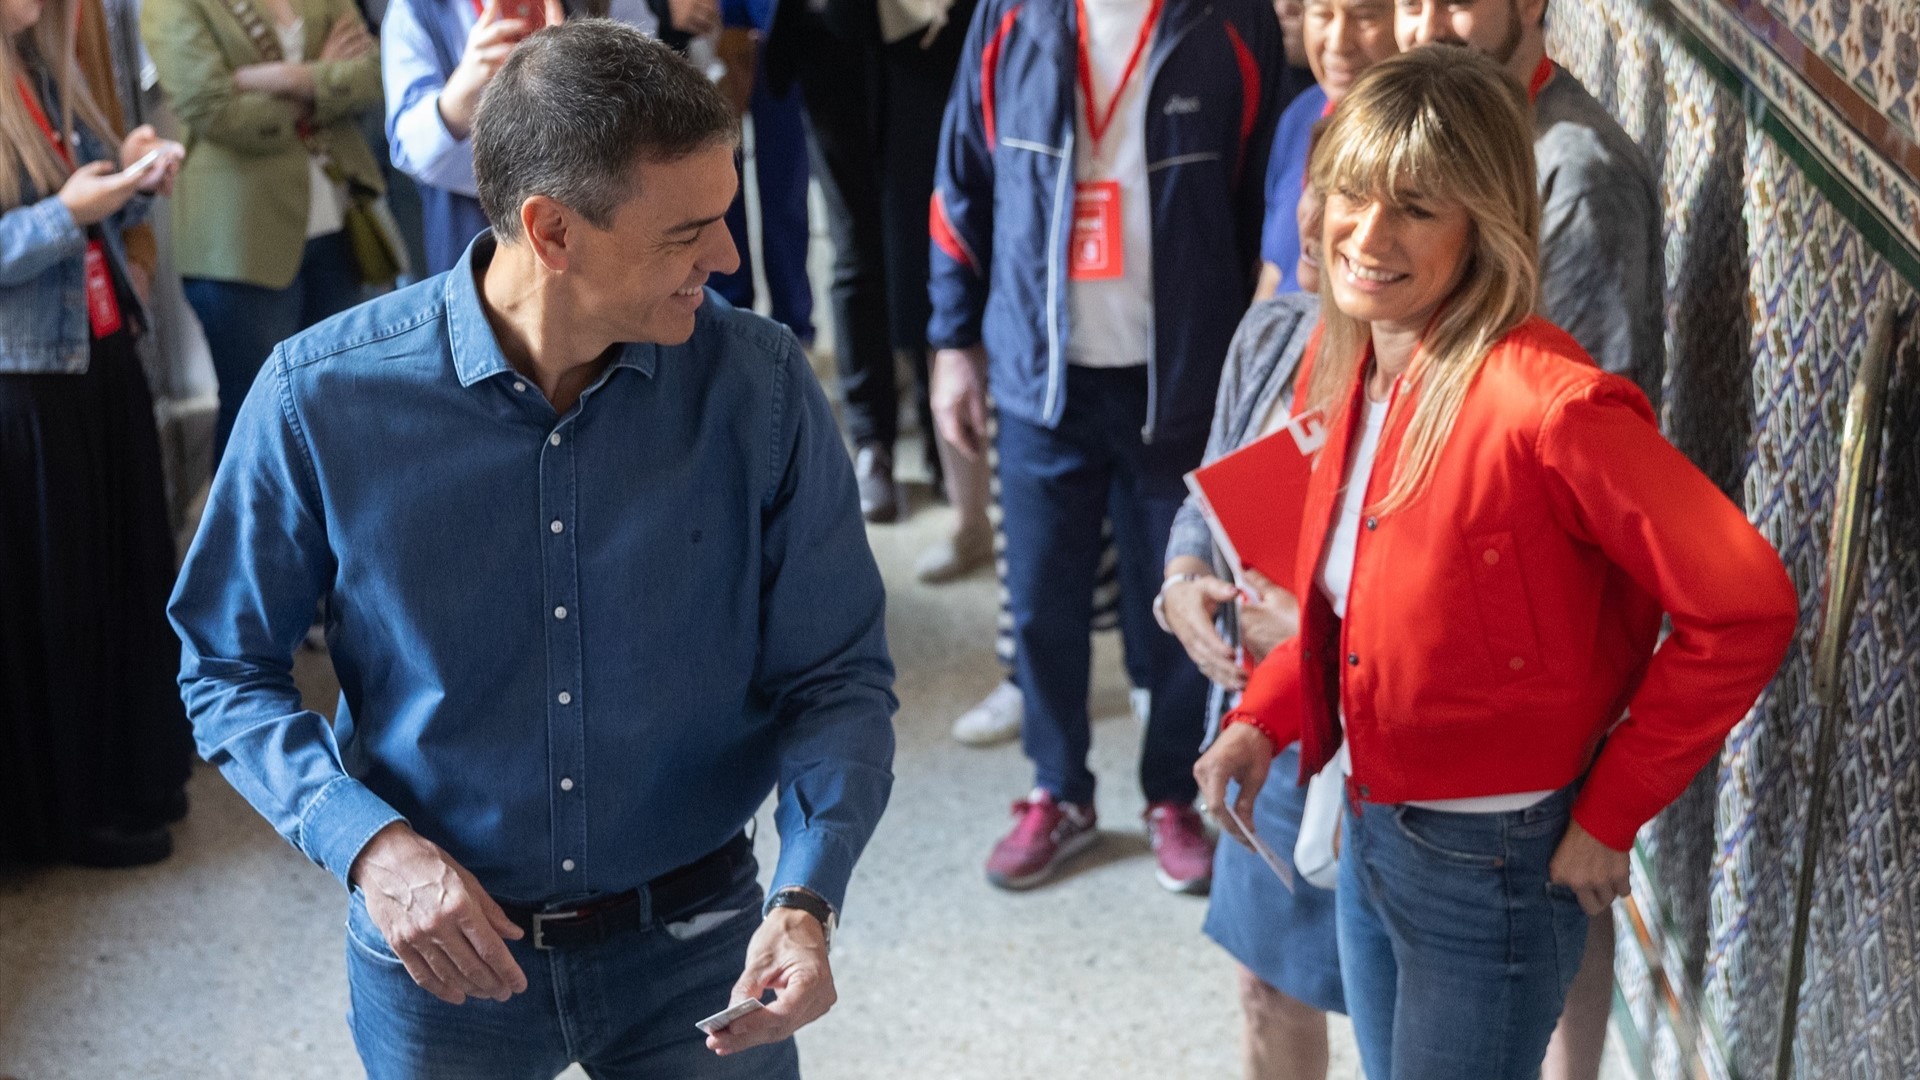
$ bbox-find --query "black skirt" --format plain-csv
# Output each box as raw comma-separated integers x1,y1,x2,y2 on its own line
0,331,194,863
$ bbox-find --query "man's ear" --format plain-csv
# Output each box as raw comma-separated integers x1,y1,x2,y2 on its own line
521,195,573,274
1522,0,1549,31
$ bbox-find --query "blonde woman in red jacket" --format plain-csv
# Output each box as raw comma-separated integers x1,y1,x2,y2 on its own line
1194,48,1797,1080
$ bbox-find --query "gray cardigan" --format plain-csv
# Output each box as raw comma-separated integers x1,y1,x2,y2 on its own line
1167,291,1322,571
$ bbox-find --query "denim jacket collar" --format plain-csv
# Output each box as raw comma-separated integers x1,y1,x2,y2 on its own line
445,230,658,389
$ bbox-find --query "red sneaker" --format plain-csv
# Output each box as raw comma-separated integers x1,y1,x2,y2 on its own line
985,790,1099,890
1146,801,1215,895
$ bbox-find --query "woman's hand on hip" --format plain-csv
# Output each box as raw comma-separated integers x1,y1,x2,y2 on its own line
1194,722,1274,848
1548,820,1631,916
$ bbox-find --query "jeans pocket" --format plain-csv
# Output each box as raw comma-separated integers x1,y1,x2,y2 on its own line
345,888,407,967
1390,806,1506,868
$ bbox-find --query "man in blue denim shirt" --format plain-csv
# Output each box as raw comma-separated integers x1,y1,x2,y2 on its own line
169,23,895,1078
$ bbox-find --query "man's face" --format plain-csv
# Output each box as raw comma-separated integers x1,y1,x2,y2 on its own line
1394,0,1530,66
1302,1,1399,102
1275,0,1308,67
564,144,741,347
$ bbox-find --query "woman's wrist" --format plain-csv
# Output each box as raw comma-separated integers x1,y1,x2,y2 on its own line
1152,572,1208,633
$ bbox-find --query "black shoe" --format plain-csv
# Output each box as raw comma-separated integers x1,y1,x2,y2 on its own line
69,824,173,868
855,443,899,524
132,788,190,826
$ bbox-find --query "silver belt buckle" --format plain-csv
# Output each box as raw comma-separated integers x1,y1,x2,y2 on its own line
530,909,581,951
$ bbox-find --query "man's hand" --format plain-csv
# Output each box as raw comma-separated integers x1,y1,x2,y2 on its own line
931,345,989,461
668,0,720,35
706,908,835,1056
439,0,561,139
1236,568,1298,663
349,822,528,1005
1548,820,1631,916
1161,560,1242,688
1194,722,1274,848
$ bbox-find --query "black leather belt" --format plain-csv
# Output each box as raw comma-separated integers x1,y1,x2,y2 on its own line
497,832,752,950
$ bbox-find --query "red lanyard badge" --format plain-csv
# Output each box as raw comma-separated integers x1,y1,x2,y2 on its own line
16,75,125,338
1073,0,1162,161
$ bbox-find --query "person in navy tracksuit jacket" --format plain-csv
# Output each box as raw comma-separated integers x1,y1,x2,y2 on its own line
927,0,1282,892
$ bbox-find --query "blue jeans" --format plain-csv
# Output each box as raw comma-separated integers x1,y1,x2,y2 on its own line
996,365,1210,805
1336,785,1590,1080
183,231,364,464
344,872,800,1080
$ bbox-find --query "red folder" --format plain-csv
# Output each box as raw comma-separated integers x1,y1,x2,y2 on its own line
1183,409,1329,585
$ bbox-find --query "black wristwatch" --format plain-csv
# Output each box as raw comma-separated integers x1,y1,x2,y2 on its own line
767,887,837,950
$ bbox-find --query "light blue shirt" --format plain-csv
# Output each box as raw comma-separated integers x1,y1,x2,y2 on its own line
169,234,897,910
382,0,661,198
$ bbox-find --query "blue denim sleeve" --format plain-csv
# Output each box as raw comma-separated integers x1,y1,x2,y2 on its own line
168,350,405,888
0,195,86,288
756,335,898,915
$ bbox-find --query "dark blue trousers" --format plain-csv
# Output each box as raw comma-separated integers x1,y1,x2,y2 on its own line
996,365,1209,806
714,47,814,343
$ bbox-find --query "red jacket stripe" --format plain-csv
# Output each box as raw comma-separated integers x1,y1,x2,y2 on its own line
1224,22,1259,180
980,6,1021,150
929,190,978,274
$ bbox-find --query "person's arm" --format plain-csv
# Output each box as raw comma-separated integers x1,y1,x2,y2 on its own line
168,349,406,885
0,197,88,287
1230,0,1285,295
1537,380,1797,853
141,0,309,156
306,0,385,126
382,0,480,194
1538,176,1665,406
709,333,897,1057
926,0,998,357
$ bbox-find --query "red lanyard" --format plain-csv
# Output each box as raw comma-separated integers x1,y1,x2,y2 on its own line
1527,55,1554,102
469,0,483,15
14,74,75,168
1074,0,1163,159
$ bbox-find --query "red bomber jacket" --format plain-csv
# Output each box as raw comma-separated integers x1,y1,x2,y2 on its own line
1223,316,1798,850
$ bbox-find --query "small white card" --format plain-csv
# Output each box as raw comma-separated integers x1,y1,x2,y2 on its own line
1222,799,1295,893
695,997,765,1036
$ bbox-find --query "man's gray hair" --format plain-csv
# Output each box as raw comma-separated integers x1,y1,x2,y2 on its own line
472,21,740,242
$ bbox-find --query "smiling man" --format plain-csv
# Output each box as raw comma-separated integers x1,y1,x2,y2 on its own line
168,22,895,1080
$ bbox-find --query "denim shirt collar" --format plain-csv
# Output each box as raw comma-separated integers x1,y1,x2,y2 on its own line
445,231,658,389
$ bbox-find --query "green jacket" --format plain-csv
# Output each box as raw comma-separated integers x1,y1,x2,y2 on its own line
142,0,383,288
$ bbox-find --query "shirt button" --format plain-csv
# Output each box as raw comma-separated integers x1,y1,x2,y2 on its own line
550,519,564,534
554,606,568,620
1347,653,1359,666
513,381,527,393
560,777,574,791
1484,549,1501,565
549,433,562,446
561,859,576,872
1510,657,1526,670
557,691,572,705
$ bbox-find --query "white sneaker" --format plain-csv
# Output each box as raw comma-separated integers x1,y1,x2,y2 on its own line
952,681,1023,746
1130,688,1151,728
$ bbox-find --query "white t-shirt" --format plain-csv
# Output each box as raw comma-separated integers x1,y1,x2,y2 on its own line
1065,0,1154,369
280,19,347,240
1318,387,1553,814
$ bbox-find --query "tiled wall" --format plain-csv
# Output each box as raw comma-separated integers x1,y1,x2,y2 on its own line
1548,3,1920,1078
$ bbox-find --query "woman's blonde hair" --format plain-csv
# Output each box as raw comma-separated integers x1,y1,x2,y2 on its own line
1305,47,1540,514
1,1,120,211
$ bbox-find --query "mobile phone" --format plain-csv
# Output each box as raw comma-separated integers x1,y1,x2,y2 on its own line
499,0,547,26
121,147,164,179
695,997,764,1036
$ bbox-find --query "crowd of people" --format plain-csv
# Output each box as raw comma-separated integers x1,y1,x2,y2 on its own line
1,0,1804,1077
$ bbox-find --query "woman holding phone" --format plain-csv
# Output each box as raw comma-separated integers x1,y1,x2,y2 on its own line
1195,48,1797,1079
142,0,383,463
1,0,192,867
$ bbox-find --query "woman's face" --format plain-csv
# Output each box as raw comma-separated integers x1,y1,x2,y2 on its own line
2,0,44,38
1303,0,1399,102
1295,185,1325,293
1322,186,1473,335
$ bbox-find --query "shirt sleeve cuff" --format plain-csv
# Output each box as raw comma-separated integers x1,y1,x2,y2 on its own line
298,775,407,889
765,827,859,916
